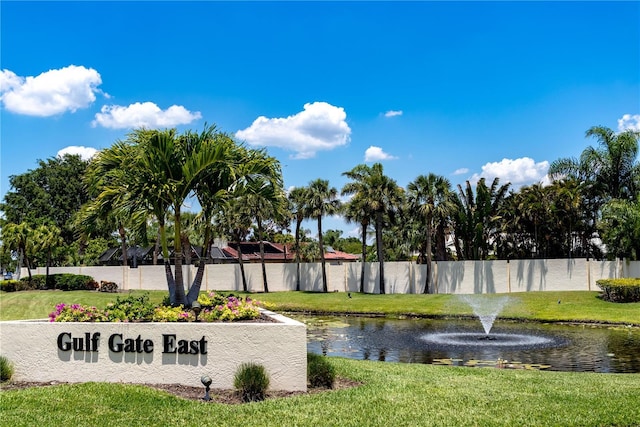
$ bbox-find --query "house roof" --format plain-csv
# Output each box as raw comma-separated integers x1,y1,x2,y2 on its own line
224,241,359,262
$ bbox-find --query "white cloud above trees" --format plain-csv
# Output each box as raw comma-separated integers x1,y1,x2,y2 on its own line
364,146,397,162
92,102,202,129
469,157,550,188
57,146,98,160
618,114,640,132
235,102,351,159
0,65,104,116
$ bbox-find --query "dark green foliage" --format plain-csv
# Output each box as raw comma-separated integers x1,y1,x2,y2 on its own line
0,280,18,292
597,278,640,303
0,154,90,246
0,355,14,381
307,353,336,388
104,293,156,321
1,274,98,292
233,362,270,402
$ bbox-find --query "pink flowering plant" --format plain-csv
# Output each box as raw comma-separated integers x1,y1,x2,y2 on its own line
49,303,106,322
198,293,262,322
49,292,264,322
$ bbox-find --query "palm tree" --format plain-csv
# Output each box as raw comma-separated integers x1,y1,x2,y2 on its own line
342,193,372,293
33,224,63,287
243,176,287,293
1,222,33,280
306,179,341,293
342,163,402,294
89,125,240,306
288,186,310,291
407,174,455,293
549,126,639,206
454,178,510,260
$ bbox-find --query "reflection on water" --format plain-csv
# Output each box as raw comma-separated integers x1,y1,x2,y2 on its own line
293,314,640,373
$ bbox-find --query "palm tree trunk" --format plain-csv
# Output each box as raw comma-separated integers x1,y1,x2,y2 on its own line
360,221,367,293
295,218,302,291
21,248,32,280
186,224,211,305
375,211,385,294
119,223,128,267
173,210,186,305
424,225,433,294
257,218,269,293
318,215,328,293
237,243,248,292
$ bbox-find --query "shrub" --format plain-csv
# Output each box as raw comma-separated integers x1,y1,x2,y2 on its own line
307,352,336,388
99,281,118,293
151,305,194,322
0,355,14,382
233,362,270,402
54,274,99,291
104,293,155,321
0,280,17,292
597,278,640,303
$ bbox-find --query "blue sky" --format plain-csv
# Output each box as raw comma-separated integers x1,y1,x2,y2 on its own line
1,1,639,237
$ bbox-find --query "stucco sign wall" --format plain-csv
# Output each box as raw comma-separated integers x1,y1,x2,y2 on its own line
0,310,307,391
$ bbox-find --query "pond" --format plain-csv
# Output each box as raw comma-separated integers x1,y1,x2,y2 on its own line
292,314,640,373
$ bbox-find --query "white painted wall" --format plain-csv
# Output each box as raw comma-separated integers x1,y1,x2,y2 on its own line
21,259,640,295
0,310,307,391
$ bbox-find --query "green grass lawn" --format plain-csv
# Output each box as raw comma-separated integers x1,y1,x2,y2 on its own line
1,358,639,427
2,289,638,325
1,289,639,426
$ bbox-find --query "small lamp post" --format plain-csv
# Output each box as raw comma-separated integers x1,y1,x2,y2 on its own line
201,375,212,401
192,301,202,322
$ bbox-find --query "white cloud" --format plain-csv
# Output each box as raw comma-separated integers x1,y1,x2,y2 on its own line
453,168,469,175
618,114,640,132
384,110,403,118
469,157,550,188
57,146,98,161
364,146,397,162
0,65,103,116
92,102,202,129
235,102,351,159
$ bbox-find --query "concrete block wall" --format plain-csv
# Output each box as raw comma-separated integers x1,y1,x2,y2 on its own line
21,259,640,295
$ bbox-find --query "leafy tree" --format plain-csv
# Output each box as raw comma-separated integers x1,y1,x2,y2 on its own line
306,179,341,293
1,154,90,261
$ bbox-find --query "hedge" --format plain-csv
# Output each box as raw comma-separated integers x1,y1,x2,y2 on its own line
596,278,640,303
0,274,98,292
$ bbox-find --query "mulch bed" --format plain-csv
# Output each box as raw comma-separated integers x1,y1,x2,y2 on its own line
0,377,361,405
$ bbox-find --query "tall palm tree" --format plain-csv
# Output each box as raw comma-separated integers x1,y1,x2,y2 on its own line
33,224,63,287
407,174,455,293
89,125,240,306
550,126,639,206
306,179,341,293
549,126,639,258
1,222,33,279
288,186,310,291
242,175,287,293
342,163,402,294
342,193,372,293
454,178,510,260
